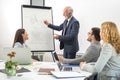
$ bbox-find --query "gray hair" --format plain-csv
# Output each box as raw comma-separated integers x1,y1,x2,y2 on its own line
66,6,73,13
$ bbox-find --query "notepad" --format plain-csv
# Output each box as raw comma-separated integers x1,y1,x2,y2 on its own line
38,68,55,75
51,71,85,78
0,67,31,74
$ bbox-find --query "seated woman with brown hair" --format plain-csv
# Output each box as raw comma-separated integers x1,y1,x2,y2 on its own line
13,28,40,61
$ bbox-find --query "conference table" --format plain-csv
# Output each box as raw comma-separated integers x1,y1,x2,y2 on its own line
0,61,91,80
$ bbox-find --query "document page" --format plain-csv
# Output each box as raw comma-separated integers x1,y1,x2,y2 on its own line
51,71,86,78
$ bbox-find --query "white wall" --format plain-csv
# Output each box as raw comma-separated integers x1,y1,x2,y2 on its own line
45,0,120,54
0,0,30,48
31,0,44,6
0,0,120,55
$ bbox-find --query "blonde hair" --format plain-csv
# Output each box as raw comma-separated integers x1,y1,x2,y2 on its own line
101,22,120,54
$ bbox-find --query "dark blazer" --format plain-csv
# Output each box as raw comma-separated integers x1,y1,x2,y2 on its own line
48,16,80,58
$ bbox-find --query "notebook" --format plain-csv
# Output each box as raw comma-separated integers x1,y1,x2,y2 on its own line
0,67,31,74
38,68,55,75
51,71,85,78
1,48,32,65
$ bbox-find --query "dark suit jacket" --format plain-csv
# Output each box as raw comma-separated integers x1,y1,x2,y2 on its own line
48,16,80,58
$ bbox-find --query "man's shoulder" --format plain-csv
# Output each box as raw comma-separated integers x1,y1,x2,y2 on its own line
70,17,79,25
71,16,78,21
87,42,101,53
91,42,101,47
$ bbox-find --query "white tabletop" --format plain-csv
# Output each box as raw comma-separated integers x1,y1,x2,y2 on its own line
0,61,91,80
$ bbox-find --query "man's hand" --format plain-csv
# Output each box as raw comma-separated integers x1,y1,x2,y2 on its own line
80,62,86,69
44,20,50,26
54,34,59,39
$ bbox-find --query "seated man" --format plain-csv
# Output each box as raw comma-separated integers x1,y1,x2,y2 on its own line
62,27,101,64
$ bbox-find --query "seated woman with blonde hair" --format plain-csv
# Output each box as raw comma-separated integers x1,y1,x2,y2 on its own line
80,22,120,80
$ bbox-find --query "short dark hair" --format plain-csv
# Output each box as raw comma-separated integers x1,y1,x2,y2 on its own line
91,27,100,41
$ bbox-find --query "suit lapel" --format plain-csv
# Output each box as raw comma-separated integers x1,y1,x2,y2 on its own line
62,17,74,35
65,17,73,32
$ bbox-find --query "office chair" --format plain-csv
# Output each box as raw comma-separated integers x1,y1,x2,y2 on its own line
84,72,98,80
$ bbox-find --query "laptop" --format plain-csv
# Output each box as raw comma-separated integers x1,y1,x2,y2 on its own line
53,52,72,71
1,48,32,65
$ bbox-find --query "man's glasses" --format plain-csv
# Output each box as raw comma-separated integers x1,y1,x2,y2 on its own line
88,32,93,35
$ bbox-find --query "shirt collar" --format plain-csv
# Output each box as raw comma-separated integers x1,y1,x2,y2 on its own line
67,16,72,22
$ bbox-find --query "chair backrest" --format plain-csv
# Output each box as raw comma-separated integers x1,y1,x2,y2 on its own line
84,72,98,80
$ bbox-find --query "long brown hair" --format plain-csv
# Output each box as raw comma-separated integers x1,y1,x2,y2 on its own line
12,28,25,47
